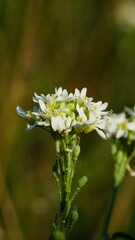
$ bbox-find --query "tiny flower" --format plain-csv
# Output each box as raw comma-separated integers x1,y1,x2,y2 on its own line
91,101,109,116
51,116,72,132
105,109,135,140
105,113,128,139
76,104,87,123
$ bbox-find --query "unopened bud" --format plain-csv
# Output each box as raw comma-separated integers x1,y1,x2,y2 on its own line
73,145,80,159
70,209,78,225
117,150,124,164
68,111,75,120
78,176,88,188
111,143,117,155
49,230,66,240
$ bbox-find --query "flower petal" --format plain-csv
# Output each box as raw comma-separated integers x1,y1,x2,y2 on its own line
95,127,107,139
16,106,27,118
39,99,46,112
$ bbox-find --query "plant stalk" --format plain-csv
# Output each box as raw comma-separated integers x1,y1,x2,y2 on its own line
99,186,119,240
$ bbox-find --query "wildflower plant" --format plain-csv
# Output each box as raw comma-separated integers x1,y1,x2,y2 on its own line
100,107,135,240
106,107,135,187
16,87,110,240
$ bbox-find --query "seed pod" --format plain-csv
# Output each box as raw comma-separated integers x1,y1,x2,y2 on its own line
73,145,80,159
116,150,124,164
111,143,117,155
70,209,78,225
55,140,60,153
78,176,88,188
49,230,66,240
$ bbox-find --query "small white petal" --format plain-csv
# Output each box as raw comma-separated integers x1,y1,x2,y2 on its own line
127,122,135,131
95,127,107,139
116,129,126,138
16,106,27,118
74,88,80,97
99,102,108,111
81,88,87,97
39,99,46,112
37,120,50,126
125,106,135,116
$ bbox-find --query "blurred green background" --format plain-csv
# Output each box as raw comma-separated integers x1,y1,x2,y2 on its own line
0,0,135,239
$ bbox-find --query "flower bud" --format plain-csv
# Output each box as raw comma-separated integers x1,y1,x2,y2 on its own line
78,176,88,188
68,111,75,120
73,145,80,159
116,150,124,164
49,230,66,240
111,143,117,155
59,102,66,109
70,209,78,225
67,102,75,111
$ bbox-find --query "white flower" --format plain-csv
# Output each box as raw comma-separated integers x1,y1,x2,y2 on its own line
94,118,109,139
51,116,72,132
76,104,87,123
92,101,108,114
106,113,128,139
105,110,135,139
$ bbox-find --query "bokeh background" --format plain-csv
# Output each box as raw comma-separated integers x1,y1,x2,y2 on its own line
0,0,135,239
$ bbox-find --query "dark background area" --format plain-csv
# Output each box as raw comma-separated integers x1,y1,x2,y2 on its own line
0,0,135,239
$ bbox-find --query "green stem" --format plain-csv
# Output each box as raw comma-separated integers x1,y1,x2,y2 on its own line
99,186,119,240
50,136,81,240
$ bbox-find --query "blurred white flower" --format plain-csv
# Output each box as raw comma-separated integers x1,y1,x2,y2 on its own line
114,0,135,29
105,110,135,139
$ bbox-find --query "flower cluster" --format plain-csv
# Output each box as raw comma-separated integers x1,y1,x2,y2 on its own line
16,87,110,139
105,107,135,182
105,107,135,140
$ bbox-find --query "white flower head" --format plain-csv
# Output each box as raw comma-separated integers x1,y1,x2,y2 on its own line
105,107,135,141
105,113,128,139
16,87,110,138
